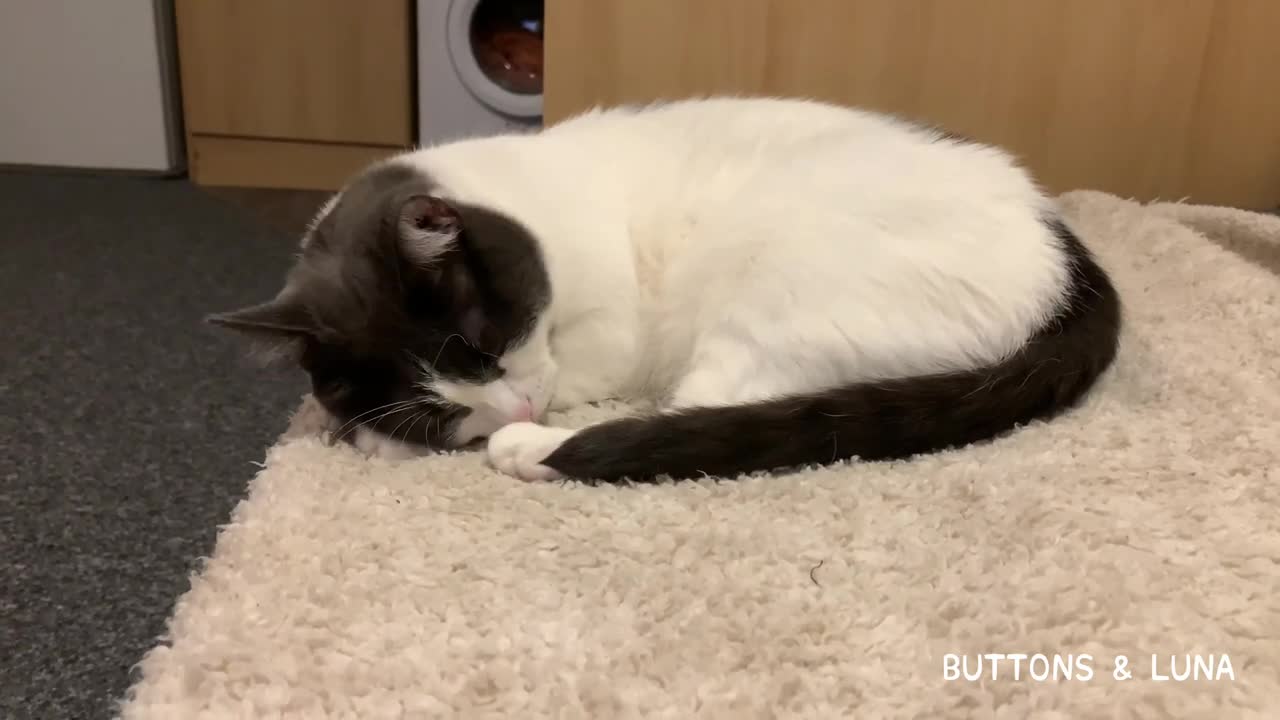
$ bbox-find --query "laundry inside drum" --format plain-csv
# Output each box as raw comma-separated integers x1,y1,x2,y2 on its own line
470,0,544,96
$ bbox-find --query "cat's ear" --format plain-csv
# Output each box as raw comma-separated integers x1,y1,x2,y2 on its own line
396,194,461,266
206,296,315,366
395,194,496,350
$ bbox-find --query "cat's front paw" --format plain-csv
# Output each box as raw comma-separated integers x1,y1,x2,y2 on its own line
486,423,575,482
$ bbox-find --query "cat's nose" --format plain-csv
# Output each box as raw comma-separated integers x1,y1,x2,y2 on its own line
511,398,535,423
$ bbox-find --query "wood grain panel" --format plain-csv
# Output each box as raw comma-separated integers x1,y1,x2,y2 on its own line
1183,0,1280,207
175,0,413,146
545,0,1280,207
188,135,402,191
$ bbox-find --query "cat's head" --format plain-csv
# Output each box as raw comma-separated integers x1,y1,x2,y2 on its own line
209,160,555,451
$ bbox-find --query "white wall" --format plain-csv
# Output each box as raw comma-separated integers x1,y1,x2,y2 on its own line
0,0,181,172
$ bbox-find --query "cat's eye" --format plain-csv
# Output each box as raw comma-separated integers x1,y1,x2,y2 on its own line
316,377,350,400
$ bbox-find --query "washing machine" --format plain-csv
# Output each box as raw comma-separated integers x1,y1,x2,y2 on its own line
417,0,544,145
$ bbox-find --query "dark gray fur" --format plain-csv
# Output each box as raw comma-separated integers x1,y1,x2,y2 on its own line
209,161,550,446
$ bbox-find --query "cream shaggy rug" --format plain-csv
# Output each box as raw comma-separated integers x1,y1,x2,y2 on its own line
122,191,1280,719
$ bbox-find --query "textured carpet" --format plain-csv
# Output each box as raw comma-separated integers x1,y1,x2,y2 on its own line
0,172,308,719
121,191,1280,719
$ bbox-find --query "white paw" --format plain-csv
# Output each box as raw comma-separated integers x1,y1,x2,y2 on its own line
486,423,575,482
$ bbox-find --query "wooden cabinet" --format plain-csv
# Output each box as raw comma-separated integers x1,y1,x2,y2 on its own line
175,0,413,189
545,0,1280,208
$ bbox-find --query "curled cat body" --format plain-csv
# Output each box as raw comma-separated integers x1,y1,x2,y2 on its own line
211,97,1120,483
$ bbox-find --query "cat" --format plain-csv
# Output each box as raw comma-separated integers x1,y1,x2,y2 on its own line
210,97,1121,483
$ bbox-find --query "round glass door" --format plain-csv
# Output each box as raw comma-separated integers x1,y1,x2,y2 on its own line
447,0,543,119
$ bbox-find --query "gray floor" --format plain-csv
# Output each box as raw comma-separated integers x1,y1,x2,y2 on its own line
0,172,316,719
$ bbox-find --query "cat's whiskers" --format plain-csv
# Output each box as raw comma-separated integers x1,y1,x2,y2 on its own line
386,407,427,446
405,409,434,445
424,415,436,447
331,398,422,445
408,352,444,395
432,334,463,369
382,416,414,446
330,399,418,444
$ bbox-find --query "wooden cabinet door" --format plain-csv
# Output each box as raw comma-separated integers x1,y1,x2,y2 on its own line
175,0,412,146
545,0,1280,208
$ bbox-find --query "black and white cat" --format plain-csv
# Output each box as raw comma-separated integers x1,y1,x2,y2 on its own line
212,97,1120,482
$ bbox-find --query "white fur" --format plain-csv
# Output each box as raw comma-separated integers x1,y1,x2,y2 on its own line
398,227,458,267
486,423,576,482
366,98,1070,474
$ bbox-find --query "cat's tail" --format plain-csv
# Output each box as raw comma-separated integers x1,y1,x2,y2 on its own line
539,217,1121,483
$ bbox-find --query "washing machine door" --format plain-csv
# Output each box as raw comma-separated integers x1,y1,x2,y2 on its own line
447,0,543,119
